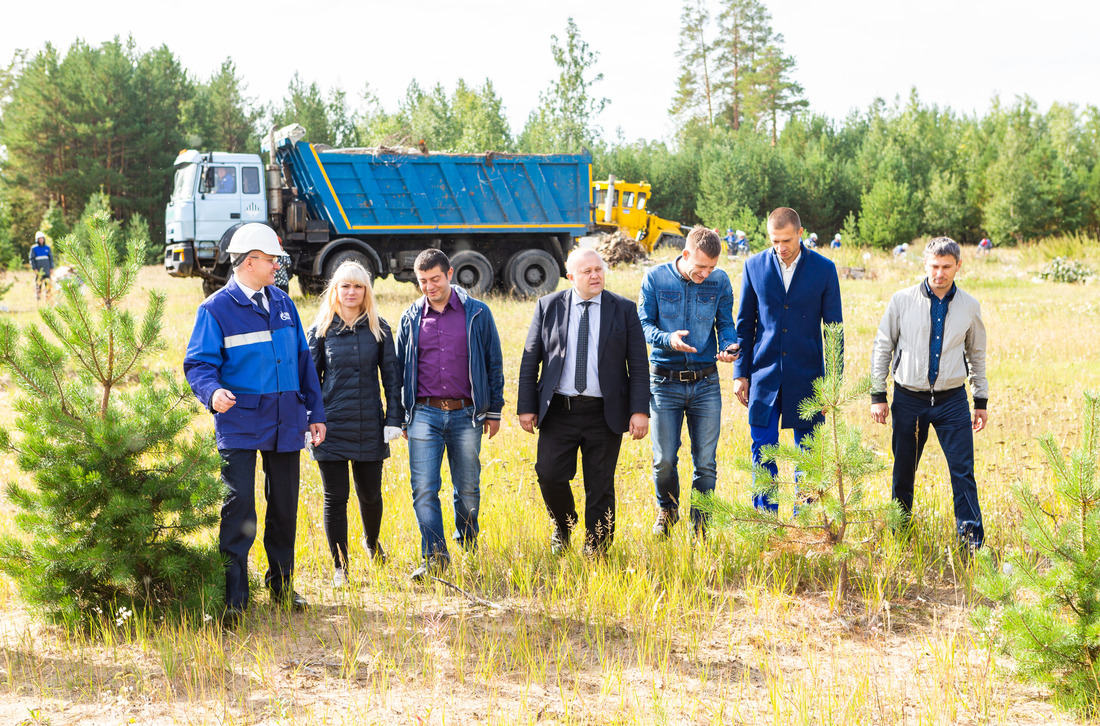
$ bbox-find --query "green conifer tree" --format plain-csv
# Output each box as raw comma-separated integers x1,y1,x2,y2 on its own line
973,392,1100,716
696,324,902,601
0,211,224,625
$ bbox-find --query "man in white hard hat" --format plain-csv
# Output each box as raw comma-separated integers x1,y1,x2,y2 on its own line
29,231,54,301
184,223,326,626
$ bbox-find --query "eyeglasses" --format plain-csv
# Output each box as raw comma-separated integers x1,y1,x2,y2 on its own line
248,254,279,264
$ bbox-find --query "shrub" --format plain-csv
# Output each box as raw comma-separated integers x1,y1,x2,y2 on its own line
1039,256,1094,284
973,392,1100,716
696,324,902,603
0,211,224,626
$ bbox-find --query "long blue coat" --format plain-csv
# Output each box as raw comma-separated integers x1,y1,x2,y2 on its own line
733,244,843,429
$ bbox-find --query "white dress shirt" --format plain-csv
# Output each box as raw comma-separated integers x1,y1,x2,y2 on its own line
777,250,801,292
233,275,267,312
556,290,603,397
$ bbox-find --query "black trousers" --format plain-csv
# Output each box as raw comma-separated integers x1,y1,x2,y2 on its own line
534,395,623,552
316,459,384,569
219,448,300,610
891,386,983,546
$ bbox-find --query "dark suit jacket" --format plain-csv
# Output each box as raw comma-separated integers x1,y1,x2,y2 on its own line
733,244,843,429
517,289,650,434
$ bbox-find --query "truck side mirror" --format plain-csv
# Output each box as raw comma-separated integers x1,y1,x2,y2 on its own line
198,167,215,194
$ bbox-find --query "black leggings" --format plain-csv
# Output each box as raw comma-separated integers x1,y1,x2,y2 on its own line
316,459,384,569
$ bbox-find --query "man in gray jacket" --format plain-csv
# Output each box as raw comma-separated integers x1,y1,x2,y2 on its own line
870,237,988,549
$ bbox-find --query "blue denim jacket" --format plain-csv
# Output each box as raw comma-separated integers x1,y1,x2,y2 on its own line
638,260,736,369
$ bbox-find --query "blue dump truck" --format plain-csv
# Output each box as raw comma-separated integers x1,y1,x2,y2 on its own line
165,124,593,297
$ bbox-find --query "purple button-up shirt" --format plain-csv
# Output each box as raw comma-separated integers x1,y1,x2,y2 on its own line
416,290,472,399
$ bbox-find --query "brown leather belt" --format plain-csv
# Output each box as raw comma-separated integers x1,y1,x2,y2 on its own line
417,396,473,411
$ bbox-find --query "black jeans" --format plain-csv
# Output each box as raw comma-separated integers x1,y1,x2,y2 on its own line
316,459,384,569
534,395,623,552
891,386,984,546
219,448,300,610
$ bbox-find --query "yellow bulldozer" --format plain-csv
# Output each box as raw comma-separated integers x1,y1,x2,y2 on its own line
592,175,688,252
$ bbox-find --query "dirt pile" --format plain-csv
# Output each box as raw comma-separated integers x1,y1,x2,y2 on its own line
595,231,649,266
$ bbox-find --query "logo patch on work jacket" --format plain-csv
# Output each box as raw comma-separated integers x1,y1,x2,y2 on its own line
280,311,291,322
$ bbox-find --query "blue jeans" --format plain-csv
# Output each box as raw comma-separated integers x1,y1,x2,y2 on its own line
750,395,812,511
407,403,483,560
650,371,722,525
890,386,983,546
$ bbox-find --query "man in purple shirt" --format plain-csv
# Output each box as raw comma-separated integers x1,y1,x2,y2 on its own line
395,249,505,581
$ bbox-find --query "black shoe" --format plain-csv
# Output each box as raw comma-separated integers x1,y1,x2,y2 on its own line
957,538,980,568
582,540,608,560
410,556,449,583
272,589,308,611
652,508,680,538
221,607,245,629
366,542,387,564
454,536,478,553
550,527,569,556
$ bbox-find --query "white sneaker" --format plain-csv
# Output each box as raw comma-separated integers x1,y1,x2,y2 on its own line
332,568,348,588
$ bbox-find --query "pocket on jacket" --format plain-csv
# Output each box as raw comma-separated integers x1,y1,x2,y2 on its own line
215,393,261,437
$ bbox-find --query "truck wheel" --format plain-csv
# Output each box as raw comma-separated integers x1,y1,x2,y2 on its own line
505,249,559,298
324,249,377,282
202,278,224,298
450,251,494,296
299,276,327,296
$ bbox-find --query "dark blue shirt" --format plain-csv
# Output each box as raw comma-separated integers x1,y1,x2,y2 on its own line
924,279,956,387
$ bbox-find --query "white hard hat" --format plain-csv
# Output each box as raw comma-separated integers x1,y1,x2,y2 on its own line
901,243,909,250
809,233,817,240
735,230,745,237
226,223,282,257
834,233,842,240
35,230,46,241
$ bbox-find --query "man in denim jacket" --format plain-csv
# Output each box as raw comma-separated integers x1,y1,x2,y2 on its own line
639,226,739,537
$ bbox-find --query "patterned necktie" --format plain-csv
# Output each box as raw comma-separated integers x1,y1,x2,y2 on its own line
252,291,268,319
575,301,592,393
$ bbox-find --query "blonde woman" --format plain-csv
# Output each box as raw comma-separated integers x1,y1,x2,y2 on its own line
306,261,403,586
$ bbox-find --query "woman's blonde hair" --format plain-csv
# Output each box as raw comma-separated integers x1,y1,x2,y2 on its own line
310,260,382,341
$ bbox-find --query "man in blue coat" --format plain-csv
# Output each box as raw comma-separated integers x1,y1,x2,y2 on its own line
733,208,843,510
184,223,326,625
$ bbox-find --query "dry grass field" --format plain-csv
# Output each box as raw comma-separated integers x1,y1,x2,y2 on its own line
0,239,1097,725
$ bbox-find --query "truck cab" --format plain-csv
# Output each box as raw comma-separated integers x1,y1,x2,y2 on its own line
165,150,267,286
592,176,687,252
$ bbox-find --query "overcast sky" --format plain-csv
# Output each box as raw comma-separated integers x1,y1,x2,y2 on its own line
2,0,1097,145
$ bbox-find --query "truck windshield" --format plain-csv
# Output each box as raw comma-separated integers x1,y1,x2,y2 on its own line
172,164,198,201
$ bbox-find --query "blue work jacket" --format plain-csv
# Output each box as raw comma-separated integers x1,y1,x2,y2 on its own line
395,286,505,428
184,278,325,452
734,245,843,429
638,259,736,369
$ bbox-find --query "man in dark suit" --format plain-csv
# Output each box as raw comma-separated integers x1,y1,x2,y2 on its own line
518,248,650,554
734,207,843,510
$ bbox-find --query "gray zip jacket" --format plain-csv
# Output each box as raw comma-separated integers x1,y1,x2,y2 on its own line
870,280,988,408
